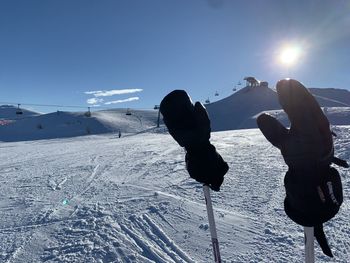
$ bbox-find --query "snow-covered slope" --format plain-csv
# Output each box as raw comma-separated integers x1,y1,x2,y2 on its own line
206,86,350,131
310,88,350,106
1,85,350,142
206,85,281,131
0,127,349,262
241,107,350,129
0,109,161,142
0,105,40,120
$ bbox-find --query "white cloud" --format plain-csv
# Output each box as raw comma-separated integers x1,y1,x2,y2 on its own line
87,98,104,105
104,97,139,105
85,89,143,97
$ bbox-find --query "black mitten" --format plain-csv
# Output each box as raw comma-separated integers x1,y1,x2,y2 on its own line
257,79,348,257
160,90,229,191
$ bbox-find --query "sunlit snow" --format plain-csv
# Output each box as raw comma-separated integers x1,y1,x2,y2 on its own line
0,86,349,262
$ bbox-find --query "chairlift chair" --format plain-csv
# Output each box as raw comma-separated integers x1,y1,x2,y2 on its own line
205,98,210,104
16,104,23,115
126,108,132,115
85,107,91,117
214,91,219,96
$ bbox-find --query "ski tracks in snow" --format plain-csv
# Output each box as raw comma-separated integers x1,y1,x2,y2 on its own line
1,129,350,262
120,214,194,263
0,134,198,262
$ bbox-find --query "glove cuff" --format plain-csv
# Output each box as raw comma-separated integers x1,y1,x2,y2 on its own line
185,143,229,191
284,166,343,227
185,141,212,154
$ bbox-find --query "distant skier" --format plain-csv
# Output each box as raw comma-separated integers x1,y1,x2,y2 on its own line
257,79,348,257
118,130,121,138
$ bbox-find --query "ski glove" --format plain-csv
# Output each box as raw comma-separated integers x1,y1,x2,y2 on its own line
160,90,229,191
257,79,348,257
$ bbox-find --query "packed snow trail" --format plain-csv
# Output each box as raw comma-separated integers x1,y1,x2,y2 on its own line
0,128,349,262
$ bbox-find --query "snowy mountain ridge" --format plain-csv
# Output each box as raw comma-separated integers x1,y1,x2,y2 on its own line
309,87,350,106
0,108,161,142
1,85,350,141
206,85,350,131
0,105,41,119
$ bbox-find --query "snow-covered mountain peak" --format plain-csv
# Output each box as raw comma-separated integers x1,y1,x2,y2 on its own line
0,108,161,142
206,84,280,131
1,82,349,141
206,83,350,131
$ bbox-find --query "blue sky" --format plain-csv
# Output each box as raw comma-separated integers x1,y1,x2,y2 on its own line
1,0,349,113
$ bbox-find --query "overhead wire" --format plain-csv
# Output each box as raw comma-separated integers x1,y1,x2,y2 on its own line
0,101,114,110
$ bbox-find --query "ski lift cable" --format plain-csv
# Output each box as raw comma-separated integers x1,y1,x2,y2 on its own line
0,101,114,110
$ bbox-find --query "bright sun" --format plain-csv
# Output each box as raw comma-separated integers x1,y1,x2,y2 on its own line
279,46,301,66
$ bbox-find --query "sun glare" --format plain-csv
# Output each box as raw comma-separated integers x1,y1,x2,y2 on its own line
279,46,301,66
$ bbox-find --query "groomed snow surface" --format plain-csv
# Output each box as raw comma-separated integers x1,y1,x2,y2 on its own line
0,127,349,262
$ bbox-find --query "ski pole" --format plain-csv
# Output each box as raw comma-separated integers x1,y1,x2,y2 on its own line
304,227,315,263
203,185,222,263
